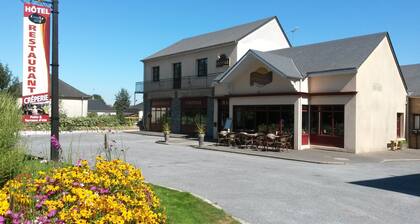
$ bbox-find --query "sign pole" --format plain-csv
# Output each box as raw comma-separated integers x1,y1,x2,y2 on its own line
50,0,59,161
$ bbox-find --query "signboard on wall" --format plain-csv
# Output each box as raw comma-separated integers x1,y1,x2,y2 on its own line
22,3,51,122
216,54,229,67
250,67,273,87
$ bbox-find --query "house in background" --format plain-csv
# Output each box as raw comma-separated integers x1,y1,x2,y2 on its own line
87,99,116,116
401,64,420,149
126,102,144,120
19,79,91,117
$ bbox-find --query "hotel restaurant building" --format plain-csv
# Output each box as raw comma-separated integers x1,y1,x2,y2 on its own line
140,16,409,153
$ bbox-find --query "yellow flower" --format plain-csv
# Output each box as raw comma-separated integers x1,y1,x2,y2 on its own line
0,191,9,215
0,157,166,223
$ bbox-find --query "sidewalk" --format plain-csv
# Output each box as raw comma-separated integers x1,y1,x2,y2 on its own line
150,136,420,164
127,130,189,138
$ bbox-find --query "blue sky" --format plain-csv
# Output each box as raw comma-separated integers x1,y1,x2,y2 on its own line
2,0,420,104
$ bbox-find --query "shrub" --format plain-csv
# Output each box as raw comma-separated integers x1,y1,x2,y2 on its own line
0,158,166,223
0,93,25,186
24,115,134,131
0,93,21,150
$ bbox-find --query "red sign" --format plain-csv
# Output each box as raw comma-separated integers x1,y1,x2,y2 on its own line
22,3,51,123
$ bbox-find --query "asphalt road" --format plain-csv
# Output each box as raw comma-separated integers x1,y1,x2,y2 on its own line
23,132,420,224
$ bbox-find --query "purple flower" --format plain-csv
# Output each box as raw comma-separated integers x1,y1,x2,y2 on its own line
90,186,97,191
36,216,50,224
0,216,5,224
35,199,45,209
99,188,109,194
75,159,82,167
55,220,65,224
47,210,57,218
51,135,61,151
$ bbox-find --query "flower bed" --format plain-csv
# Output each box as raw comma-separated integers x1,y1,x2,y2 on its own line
0,158,165,223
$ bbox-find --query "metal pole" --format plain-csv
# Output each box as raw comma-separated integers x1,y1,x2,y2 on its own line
50,0,59,161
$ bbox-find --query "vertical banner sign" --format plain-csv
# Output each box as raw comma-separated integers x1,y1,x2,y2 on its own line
22,3,51,123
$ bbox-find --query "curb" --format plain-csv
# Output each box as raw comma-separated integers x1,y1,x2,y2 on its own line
154,184,249,224
381,158,420,163
21,129,137,136
191,145,346,165
125,131,189,139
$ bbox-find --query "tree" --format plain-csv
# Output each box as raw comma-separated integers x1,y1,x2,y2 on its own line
0,62,19,97
113,88,130,124
92,94,106,104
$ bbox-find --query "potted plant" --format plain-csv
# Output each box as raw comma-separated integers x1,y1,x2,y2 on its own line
161,119,170,143
195,121,206,147
398,139,408,150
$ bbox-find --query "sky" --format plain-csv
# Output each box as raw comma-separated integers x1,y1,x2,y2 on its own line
2,0,420,104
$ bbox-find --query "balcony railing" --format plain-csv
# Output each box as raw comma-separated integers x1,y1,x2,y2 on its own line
135,81,144,93
141,73,222,92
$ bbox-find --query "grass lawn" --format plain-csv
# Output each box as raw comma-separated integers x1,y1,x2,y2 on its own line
152,185,240,224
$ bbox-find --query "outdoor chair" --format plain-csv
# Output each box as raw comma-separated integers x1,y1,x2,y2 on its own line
227,133,237,147
254,133,266,150
265,133,279,151
278,136,289,152
217,131,229,146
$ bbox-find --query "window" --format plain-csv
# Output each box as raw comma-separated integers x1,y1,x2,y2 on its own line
173,63,181,89
233,105,294,133
310,105,344,137
149,99,171,131
196,58,208,77
152,66,159,82
414,114,420,130
397,113,404,138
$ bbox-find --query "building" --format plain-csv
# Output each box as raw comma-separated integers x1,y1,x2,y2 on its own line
19,79,91,117
141,16,291,135
88,99,116,116
126,103,144,120
401,64,420,149
141,16,408,153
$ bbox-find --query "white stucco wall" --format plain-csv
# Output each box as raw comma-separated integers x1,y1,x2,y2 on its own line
309,74,356,93
354,37,407,153
61,99,88,118
237,19,290,59
144,44,237,81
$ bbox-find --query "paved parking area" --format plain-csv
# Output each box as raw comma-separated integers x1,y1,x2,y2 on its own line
24,132,420,224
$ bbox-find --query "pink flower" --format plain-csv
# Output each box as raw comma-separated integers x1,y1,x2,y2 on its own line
51,135,61,151
47,210,57,218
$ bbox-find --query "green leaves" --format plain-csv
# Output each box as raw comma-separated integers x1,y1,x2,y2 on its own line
0,62,19,97
113,88,130,124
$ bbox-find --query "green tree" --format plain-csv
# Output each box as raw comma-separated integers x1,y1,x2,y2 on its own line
0,62,19,97
113,88,130,124
92,94,106,104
